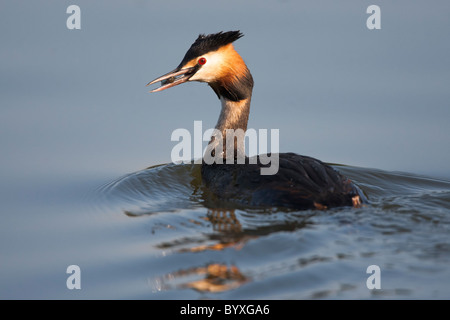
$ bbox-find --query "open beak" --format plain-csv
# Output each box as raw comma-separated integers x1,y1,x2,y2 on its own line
146,66,197,93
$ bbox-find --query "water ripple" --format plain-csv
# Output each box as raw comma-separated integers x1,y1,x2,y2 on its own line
93,163,450,298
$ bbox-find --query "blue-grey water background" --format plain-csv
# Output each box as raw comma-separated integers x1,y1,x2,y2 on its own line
1,1,449,299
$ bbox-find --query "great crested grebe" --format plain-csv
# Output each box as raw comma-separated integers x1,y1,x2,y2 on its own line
147,31,365,210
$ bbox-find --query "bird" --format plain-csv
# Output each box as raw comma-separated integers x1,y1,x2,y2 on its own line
147,31,366,210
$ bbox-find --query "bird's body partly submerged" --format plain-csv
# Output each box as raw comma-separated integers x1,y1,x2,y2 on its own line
147,31,365,210
201,153,363,210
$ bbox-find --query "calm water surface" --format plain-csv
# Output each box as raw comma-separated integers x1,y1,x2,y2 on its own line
1,1,450,300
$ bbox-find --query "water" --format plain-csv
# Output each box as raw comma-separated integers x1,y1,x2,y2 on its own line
91,163,449,299
1,1,450,300
2,162,449,299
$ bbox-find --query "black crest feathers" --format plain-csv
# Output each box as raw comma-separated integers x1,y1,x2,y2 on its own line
178,31,243,67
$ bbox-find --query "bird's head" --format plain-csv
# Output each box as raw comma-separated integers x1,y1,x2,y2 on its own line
147,31,253,101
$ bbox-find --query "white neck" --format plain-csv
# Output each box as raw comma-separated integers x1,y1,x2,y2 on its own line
205,96,251,161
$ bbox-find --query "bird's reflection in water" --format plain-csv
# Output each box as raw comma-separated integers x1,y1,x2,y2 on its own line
155,209,252,293
150,208,314,293
207,209,242,233
170,263,249,293
182,209,257,253
116,170,316,294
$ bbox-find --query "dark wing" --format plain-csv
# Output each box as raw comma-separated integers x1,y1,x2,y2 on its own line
201,152,364,210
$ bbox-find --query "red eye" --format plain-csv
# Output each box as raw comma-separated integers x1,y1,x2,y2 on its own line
198,57,207,65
